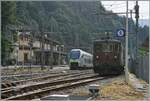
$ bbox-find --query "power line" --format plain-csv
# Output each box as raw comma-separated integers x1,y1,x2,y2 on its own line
108,5,126,10
102,2,126,7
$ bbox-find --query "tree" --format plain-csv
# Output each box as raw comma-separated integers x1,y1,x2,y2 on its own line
49,16,59,32
1,1,16,65
2,1,16,28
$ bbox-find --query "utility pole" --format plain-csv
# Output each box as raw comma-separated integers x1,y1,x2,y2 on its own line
16,31,20,68
50,23,54,69
125,0,129,83
58,45,61,65
29,33,33,74
41,32,45,70
58,45,64,65
22,31,24,69
134,0,139,61
50,41,53,69
130,10,133,19
129,10,133,56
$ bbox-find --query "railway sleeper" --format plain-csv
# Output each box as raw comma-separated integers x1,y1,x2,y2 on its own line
2,72,94,99
3,73,93,92
4,73,71,87
2,70,90,88
3,75,98,99
6,77,102,100
1,90,18,99
2,82,16,89
2,84,8,88
1,94,8,99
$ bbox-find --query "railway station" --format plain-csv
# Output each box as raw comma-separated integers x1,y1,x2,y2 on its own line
14,32,67,66
1,0,149,100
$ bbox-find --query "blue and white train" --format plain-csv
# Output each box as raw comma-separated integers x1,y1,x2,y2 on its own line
69,49,93,70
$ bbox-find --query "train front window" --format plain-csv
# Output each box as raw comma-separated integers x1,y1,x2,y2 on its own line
95,43,112,52
95,44,102,53
114,43,119,52
102,43,112,52
70,51,80,59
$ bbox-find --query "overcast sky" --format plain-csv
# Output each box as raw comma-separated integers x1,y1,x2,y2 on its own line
101,1,149,20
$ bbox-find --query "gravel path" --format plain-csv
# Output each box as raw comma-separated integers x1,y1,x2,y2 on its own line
40,74,148,100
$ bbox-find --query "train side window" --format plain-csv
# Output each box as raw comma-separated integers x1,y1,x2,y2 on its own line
102,43,112,52
88,58,91,64
95,44,101,53
113,44,115,51
115,43,120,52
110,44,113,51
88,58,90,63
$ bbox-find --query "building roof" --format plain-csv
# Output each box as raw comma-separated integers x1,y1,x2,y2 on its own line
34,49,67,55
19,32,61,45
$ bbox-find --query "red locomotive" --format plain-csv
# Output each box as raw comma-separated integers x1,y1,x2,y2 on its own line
93,39,124,75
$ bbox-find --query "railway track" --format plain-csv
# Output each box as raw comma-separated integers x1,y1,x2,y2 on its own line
1,71,92,90
1,73,74,90
1,69,71,81
1,70,95,99
1,65,68,76
2,73,107,100
2,69,93,83
2,70,92,89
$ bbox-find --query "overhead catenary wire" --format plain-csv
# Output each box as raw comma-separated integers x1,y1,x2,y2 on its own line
107,5,126,10
102,1,140,14
102,2,126,7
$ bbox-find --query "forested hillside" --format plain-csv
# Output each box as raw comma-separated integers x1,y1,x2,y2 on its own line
1,1,149,63
14,1,131,51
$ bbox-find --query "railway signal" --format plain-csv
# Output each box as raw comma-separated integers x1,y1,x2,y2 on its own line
134,1,139,19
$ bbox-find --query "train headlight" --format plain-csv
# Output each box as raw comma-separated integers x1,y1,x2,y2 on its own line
96,56,99,59
114,56,117,59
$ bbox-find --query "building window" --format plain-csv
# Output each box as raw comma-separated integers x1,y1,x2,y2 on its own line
20,36,23,40
24,53,28,62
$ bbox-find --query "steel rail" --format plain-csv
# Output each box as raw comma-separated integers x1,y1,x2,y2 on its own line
2,72,74,89
1,71,91,91
1,69,71,78
1,72,94,99
2,70,92,89
5,75,105,100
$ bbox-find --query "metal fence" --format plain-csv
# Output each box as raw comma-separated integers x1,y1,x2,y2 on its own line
129,54,149,83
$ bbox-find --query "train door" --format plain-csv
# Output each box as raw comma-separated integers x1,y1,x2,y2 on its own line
80,54,85,67
102,43,112,64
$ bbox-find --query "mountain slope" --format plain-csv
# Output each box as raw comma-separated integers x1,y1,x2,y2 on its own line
15,1,131,52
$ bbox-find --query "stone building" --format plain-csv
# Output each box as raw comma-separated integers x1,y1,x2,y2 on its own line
13,32,67,66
